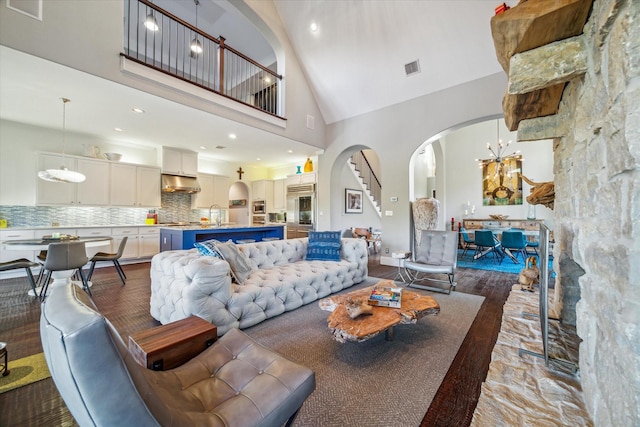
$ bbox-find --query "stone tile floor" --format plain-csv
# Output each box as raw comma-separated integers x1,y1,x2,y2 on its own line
471,284,593,426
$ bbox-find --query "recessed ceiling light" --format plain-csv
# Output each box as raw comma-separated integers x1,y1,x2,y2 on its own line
199,146,206,150
288,150,293,154
132,107,145,113
228,133,237,139
114,127,123,132
256,157,261,161
310,22,318,32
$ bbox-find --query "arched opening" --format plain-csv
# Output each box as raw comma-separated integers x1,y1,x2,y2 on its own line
329,146,382,239
409,117,554,231
228,181,250,226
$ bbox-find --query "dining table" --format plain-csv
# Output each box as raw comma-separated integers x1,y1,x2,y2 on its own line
470,228,539,264
1,236,112,296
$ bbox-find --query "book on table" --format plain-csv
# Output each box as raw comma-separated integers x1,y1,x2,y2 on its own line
368,286,402,308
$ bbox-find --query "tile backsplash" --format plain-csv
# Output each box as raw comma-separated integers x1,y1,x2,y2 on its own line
0,193,226,227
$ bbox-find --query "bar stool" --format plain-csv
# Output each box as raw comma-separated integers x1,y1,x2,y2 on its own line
0,342,9,377
40,241,90,300
0,258,39,297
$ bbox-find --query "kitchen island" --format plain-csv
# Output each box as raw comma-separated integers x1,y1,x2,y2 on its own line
160,225,285,251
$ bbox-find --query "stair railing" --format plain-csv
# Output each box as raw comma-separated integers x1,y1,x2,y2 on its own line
350,151,381,208
123,0,283,117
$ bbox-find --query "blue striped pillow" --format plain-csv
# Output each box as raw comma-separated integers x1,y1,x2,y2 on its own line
306,231,341,261
194,240,222,258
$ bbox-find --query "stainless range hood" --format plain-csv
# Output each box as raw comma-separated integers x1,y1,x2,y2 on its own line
161,174,201,193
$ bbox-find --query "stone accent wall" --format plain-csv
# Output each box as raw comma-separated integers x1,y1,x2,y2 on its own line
553,1,639,425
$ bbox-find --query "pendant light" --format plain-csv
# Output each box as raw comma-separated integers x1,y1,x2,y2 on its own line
144,13,159,31
38,98,86,183
143,0,159,31
190,0,203,57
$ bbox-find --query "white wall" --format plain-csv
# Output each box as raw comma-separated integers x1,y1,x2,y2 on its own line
319,72,508,259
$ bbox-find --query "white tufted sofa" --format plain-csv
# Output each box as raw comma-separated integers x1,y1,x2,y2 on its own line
150,237,368,336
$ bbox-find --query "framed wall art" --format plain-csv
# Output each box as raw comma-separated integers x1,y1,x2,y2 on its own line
481,157,523,206
345,188,363,213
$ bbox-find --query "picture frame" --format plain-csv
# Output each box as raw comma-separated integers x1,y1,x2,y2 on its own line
481,157,523,206
345,188,363,213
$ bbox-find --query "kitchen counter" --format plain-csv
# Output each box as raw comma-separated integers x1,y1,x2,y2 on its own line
160,225,285,251
0,224,165,230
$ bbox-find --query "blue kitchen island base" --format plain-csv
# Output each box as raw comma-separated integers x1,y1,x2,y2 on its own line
160,225,285,251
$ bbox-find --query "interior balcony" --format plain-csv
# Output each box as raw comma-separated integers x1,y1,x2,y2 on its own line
123,0,283,119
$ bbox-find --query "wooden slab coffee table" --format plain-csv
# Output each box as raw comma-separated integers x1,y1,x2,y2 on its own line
318,280,440,343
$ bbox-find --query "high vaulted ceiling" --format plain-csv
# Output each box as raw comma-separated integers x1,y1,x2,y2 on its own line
273,0,505,124
0,0,510,167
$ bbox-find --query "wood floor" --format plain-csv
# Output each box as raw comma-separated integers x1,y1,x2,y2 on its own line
0,254,517,427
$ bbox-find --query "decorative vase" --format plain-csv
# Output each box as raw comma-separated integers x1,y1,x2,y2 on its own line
303,158,313,173
296,165,302,174
527,203,536,220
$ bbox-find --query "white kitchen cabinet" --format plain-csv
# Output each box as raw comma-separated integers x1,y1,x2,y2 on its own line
252,180,274,203
213,175,230,207
139,227,160,257
36,154,109,206
109,163,137,206
76,158,110,206
273,179,286,211
36,153,76,205
192,174,214,208
136,166,162,207
112,227,139,259
110,164,160,207
191,174,229,209
0,229,35,264
285,172,316,187
162,147,198,177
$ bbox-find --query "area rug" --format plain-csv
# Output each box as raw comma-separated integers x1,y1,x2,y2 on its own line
0,352,50,394
243,277,485,427
457,249,553,275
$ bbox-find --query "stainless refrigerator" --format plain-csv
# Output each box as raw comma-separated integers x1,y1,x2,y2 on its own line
286,184,315,238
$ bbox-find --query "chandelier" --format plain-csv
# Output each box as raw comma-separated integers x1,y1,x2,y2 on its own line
475,120,522,200
37,98,86,183
475,120,521,174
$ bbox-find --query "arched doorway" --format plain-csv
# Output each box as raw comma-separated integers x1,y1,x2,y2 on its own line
329,146,382,238
228,181,250,226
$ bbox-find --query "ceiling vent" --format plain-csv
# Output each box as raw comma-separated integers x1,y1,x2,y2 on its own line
215,145,226,149
404,60,421,76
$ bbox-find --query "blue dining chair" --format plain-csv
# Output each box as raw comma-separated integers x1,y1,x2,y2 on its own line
473,230,503,263
460,227,476,258
500,230,528,263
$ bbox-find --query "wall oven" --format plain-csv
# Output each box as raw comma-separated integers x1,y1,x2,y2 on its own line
252,200,266,214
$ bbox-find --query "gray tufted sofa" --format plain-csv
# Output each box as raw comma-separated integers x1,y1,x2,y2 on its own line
150,237,368,335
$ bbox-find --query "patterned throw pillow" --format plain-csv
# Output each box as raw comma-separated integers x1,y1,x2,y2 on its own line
212,240,256,284
194,240,222,258
306,231,342,262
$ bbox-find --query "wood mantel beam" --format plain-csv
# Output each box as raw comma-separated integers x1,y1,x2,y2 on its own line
491,0,593,131
490,0,593,73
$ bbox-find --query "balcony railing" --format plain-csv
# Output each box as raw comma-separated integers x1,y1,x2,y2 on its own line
123,0,283,118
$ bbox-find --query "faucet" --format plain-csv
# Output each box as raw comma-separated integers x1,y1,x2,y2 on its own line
209,204,222,227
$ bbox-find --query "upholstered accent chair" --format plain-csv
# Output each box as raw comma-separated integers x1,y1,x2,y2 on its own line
404,230,458,294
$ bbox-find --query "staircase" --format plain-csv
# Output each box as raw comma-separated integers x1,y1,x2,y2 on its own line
349,151,381,216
